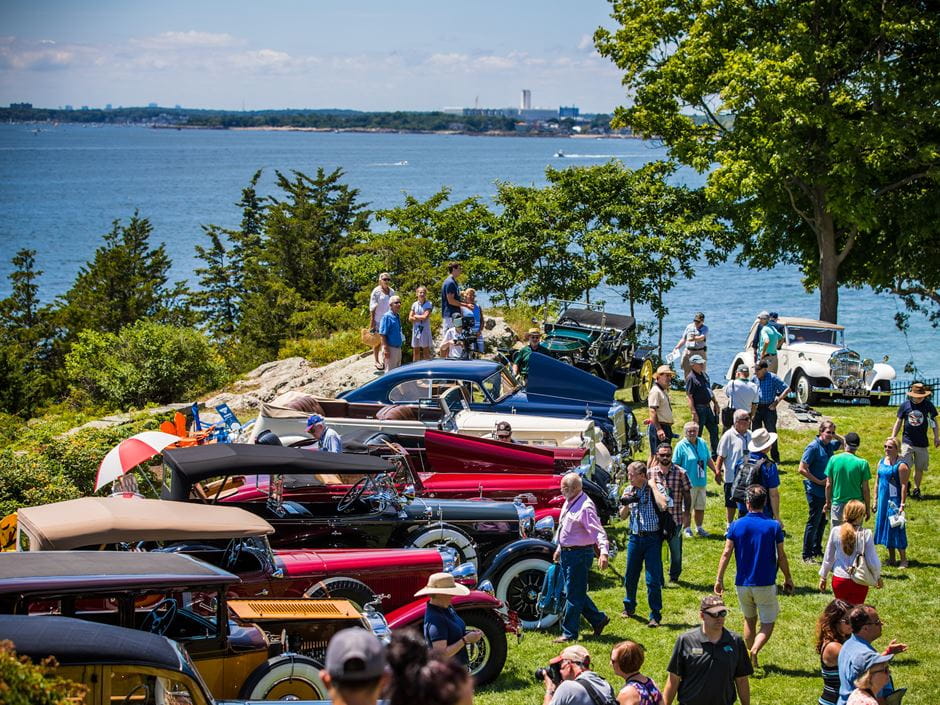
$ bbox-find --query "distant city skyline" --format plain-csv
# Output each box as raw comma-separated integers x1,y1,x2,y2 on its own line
0,1,628,114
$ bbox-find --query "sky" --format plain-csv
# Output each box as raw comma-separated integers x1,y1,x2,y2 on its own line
0,1,629,113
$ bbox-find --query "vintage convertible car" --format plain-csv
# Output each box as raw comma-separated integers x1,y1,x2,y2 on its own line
161,444,555,631
338,354,642,457
537,300,655,402
726,316,895,406
0,552,358,700
2,614,237,705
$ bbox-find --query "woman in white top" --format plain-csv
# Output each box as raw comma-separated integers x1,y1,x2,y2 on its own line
409,286,433,361
819,499,882,605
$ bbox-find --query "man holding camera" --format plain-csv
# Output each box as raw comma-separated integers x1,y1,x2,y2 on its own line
541,645,616,705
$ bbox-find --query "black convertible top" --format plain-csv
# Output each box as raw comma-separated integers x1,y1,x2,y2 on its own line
557,307,636,332
0,614,186,669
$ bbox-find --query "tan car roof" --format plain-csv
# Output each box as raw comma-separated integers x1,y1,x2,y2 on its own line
777,317,844,331
18,496,273,551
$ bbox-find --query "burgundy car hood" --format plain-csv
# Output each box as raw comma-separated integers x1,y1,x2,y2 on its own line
424,429,585,475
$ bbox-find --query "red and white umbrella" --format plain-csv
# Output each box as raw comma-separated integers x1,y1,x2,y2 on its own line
95,431,182,491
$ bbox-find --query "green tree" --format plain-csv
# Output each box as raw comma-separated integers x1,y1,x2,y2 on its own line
595,0,940,323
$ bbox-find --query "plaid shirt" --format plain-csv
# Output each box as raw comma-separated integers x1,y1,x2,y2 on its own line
649,463,691,525
753,372,787,404
624,484,660,534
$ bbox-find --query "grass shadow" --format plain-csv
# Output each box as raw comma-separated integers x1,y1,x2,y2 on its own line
763,664,817,678
902,559,940,568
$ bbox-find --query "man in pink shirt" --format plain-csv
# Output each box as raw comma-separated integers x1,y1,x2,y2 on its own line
552,472,610,643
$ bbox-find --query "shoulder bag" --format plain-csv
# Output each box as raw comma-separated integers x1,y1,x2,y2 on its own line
847,529,880,586
576,675,618,705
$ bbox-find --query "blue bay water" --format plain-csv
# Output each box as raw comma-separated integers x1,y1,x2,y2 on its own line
0,124,934,379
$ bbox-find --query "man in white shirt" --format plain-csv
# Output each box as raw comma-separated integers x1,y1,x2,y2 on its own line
368,273,395,370
722,364,759,431
716,409,752,526
675,312,709,377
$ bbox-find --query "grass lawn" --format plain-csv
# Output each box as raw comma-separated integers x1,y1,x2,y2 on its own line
476,394,939,705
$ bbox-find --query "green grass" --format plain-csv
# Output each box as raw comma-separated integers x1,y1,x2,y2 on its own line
476,394,940,705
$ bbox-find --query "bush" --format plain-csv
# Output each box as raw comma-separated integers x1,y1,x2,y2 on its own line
279,329,367,367
64,321,227,409
0,641,86,705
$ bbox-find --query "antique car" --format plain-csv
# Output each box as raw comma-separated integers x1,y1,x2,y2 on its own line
0,551,355,700
726,316,896,406
537,300,655,402
160,444,556,632
337,354,642,458
13,496,515,684
1,614,238,705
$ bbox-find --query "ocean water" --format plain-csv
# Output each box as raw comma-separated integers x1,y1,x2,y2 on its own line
0,124,934,379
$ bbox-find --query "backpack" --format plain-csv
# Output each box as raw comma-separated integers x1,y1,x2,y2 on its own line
730,457,766,504
536,562,566,617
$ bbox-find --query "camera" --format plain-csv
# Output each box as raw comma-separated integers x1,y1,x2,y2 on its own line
534,662,563,685
450,312,477,360
619,493,640,507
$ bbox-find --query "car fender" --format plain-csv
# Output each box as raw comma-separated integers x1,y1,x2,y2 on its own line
726,352,750,381
870,363,896,386
477,538,555,585
795,356,831,381
385,590,503,630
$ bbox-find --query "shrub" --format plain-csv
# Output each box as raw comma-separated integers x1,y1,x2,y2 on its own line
279,329,366,367
64,320,227,409
0,640,86,705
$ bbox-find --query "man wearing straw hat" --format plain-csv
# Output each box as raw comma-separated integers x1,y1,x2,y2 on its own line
890,382,939,500
415,573,482,666
648,365,677,454
734,428,783,525
512,327,550,380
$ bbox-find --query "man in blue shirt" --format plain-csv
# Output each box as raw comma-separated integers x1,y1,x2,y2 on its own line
305,414,343,453
440,261,463,336
735,428,782,526
751,360,789,463
715,485,794,672
837,605,907,705
798,421,844,562
378,296,404,372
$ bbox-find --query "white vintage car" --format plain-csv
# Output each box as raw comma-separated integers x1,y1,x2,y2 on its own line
725,316,895,406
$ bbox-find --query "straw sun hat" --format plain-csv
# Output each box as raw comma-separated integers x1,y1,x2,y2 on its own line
748,428,778,453
414,572,471,597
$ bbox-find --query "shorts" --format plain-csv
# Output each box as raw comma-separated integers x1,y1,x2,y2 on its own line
735,584,779,623
830,503,846,525
723,482,737,509
690,485,707,511
901,443,929,472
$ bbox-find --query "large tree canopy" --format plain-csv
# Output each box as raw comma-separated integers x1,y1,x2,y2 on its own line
595,0,940,323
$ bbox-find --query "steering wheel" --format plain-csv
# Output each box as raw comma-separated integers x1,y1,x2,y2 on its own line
337,477,370,513
141,598,178,636
223,540,244,570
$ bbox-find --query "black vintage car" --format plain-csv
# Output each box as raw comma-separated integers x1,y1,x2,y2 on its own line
538,300,655,402
161,444,556,625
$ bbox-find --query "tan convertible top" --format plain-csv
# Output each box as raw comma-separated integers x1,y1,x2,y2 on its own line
777,317,844,330
17,496,274,551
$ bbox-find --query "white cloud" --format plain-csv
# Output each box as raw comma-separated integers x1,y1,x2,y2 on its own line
0,37,99,71
131,31,239,50
578,34,595,51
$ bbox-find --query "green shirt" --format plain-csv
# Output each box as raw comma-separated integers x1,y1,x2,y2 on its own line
760,325,784,355
825,452,871,505
512,344,549,377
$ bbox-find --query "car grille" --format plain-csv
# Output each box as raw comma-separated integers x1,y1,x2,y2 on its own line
608,404,626,446
829,350,865,391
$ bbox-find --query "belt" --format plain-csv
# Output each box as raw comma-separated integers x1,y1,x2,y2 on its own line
632,531,660,536
561,544,595,551
687,347,707,351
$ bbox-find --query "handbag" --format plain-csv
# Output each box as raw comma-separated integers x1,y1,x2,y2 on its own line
888,510,906,529
360,328,380,347
847,529,880,586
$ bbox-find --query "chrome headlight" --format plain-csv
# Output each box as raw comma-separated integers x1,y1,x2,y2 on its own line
862,358,874,371
535,515,555,538
362,604,391,644
514,501,536,538
451,562,478,584
438,545,458,572
477,579,495,596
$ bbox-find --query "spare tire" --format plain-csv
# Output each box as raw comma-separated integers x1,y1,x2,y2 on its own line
304,577,377,610
240,654,326,701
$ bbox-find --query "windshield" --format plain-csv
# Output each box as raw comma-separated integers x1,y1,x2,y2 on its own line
787,326,843,346
482,370,518,402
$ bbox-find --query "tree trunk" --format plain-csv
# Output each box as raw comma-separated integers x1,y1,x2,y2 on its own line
816,206,841,324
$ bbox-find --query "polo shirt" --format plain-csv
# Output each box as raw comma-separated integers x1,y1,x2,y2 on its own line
648,382,674,424
760,324,783,355
825,452,871,505
837,634,894,705
801,437,842,498
513,344,549,377
685,370,713,406
723,379,759,411
424,603,468,666
896,398,938,448
378,310,403,348
716,429,751,483
667,626,753,705
673,437,710,487
726,512,783,587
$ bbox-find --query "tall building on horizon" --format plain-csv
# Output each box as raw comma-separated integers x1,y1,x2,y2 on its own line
521,89,531,111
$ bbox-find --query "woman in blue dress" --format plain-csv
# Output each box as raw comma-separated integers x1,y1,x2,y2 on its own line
873,437,909,568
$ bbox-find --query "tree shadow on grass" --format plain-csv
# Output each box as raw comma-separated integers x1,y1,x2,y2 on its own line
674,578,714,592
763,664,817,678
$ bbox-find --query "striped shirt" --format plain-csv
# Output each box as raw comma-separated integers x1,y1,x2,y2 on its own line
753,372,787,404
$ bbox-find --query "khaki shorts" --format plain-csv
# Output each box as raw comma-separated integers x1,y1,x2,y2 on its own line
901,443,930,472
736,584,779,623
690,485,707,511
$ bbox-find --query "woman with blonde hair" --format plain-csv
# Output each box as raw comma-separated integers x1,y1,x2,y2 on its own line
819,500,882,604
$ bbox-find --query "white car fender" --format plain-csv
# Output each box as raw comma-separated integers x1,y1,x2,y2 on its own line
870,363,896,386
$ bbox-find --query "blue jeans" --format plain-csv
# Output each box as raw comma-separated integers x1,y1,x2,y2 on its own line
803,490,827,559
559,546,606,639
694,404,720,458
623,533,663,622
752,405,780,462
665,528,683,581
648,423,672,455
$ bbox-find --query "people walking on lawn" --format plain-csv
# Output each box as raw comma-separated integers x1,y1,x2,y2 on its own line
378,296,404,372
685,354,720,459
662,595,752,705
620,461,669,628
647,366,676,454
799,421,844,562
836,604,907,705
408,286,433,361
819,500,882,605
650,443,692,583
715,485,794,671
751,360,788,463
873,438,909,568
815,599,854,705
716,410,752,527
843,652,894,705
824,432,871,526
722,364,758,432
673,422,715,538
368,272,395,370
674,311,709,378
735,428,782,525
890,381,938,500
552,472,610,643
611,640,664,705
542,644,616,705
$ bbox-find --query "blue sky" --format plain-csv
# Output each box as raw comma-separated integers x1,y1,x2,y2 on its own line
0,1,627,112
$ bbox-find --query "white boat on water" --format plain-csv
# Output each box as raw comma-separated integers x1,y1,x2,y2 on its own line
554,150,565,158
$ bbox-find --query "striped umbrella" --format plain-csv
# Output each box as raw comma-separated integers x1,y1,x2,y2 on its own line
94,431,182,491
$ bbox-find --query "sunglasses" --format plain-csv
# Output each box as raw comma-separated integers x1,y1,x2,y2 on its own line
704,609,728,618
381,278,391,282
497,433,511,439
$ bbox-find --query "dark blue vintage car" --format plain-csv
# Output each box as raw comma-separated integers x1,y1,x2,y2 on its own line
339,353,641,460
